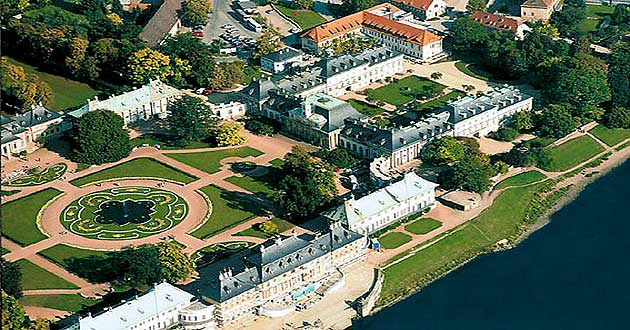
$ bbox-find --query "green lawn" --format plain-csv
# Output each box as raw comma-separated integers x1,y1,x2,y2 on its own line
1,247,11,255
193,241,252,268
411,90,466,112
1,188,62,246
1,189,20,196
589,125,630,147
16,259,79,290
20,294,98,312
578,4,615,34
380,184,541,304
38,244,109,269
494,170,547,190
6,57,98,111
543,136,605,172
190,184,263,239
166,147,263,175
366,76,446,106
224,175,275,198
379,232,413,249
269,158,284,168
130,134,214,150
404,218,442,235
347,99,384,117
454,62,514,83
69,158,198,187
276,5,326,30
3,163,67,187
233,218,295,239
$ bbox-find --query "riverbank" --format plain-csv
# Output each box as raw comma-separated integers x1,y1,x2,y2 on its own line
372,139,630,312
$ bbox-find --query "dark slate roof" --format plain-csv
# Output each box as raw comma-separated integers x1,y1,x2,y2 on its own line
341,112,451,152
240,77,278,102
445,86,531,124
206,92,242,105
316,46,400,78
263,47,301,63
13,105,62,127
139,0,182,47
186,225,364,303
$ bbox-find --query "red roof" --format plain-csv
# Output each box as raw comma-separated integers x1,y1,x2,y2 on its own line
469,12,523,33
391,0,437,11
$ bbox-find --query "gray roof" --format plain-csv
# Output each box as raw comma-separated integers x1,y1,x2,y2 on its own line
2,106,61,145
241,77,279,102
446,86,532,124
206,92,242,105
304,93,366,132
186,225,363,303
317,46,400,78
139,0,182,47
341,112,451,152
263,47,301,63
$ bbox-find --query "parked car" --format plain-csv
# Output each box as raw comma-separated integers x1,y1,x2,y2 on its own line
192,31,204,37
203,89,214,95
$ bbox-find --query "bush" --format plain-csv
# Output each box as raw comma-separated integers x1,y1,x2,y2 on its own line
603,107,630,129
491,127,520,142
244,116,279,136
313,148,357,169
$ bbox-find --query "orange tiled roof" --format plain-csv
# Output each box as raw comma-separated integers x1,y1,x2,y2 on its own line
301,3,442,46
469,12,522,32
391,0,436,11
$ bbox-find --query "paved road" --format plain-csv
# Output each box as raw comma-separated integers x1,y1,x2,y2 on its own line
202,0,261,43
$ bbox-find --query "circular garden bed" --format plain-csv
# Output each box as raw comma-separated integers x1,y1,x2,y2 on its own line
60,186,188,240
231,161,257,173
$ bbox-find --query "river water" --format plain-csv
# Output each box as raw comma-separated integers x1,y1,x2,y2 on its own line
357,161,630,330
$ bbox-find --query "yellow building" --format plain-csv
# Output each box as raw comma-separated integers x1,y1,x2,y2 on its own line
520,0,562,22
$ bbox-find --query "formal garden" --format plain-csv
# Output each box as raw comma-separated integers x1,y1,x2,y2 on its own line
365,75,447,106
165,146,264,175
60,186,188,240
275,5,327,30
1,188,63,246
3,163,67,187
234,217,294,239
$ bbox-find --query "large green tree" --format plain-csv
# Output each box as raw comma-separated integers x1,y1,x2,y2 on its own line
1,258,22,299
1,291,50,330
277,146,337,219
156,241,195,283
439,154,496,193
607,41,630,108
421,136,466,166
603,107,630,129
214,121,247,147
180,0,212,27
253,30,281,59
466,0,488,13
539,104,576,138
0,57,53,112
71,109,130,165
165,95,217,145
158,33,217,87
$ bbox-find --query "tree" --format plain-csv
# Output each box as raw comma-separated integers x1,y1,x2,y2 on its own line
71,109,130,165
462,84,476,93
179,0,212,27
158,33,217,87
430,72,443,80
214,121,247,147
253,30,281,59
259,220,279,235
277,146,337,219
2,291,27,330
127,48,172,85
539,104,576,138
314,148,357,169
421,136,466,166
466,0,488,13
603,107,630,129
208,61,245,90
491,127,520,142
340,0,378,13
156,241,194,283
1,258,22,299
291,0,314,9
0,57,53,111
449,17,487,53
550,0,586,37
65,37,89,78
512,111,534,132
607,41,630,108
111,245,161,287
439,154,495,193
610,4,630,25
165,95,217,145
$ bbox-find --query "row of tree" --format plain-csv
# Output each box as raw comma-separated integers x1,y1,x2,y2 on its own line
0,58,53,111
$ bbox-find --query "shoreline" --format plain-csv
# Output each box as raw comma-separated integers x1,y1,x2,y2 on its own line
369,144,630,315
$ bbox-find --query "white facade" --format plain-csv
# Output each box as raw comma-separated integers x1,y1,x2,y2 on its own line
208,99,247,120
324,172,439,234
261,48,303,74
424,0,446,19
324,53,404,97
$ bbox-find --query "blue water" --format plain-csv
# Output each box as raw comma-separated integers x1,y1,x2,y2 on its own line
357,161,630,330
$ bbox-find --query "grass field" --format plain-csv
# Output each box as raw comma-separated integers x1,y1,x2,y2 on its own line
543,136,605,172
404,218,442,235
379,232,413,249
1,189,20,196
233,218,295,239
269,158,284,168
4,163,67,187
347,99,385,117
190,184,262,239
69,158,198,186
454,62,515,83
16,259,79,290
130,134,214,150
412,90,466,112
1,247,11,255
276,5,326,30
38,244,109,268
494,170,547,190
380,183,542,304
578,4,615,34
6,57,98,111
366,76,446,106
224,175,276,198
1,188,62,246
589,125,630,147
20,294,98,312
166,147,264,175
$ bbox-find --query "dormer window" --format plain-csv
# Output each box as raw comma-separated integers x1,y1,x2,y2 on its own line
234,281,240,288
223,286,231,293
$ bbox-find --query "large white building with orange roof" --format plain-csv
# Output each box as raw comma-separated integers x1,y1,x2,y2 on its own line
300,3,443,61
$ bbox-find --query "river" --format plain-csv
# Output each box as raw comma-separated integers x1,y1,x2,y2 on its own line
357,161,630,330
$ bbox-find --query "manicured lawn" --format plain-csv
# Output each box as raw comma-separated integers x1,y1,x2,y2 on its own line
494,170,547,190
224,175,275,198
69,158,198,187
379,232,413,249
276,5,326,30
578,4,615,34
1,188,62,246
20,294,98,312
347,99,384,117
166,147,263,175
411,90,466,112
380,184,541,304
454,62,515,83
269,158,284,168
404,218,442,235
1,189,20,196
3,163,67,187
6,57,98,111
193,241,252,268
190,184,262,239
1,247,10,255
543,136,605,172
366,76,446,106
233,217,295,239
16,259,79,290
38,244,109,268
589,125,630,147
130,134,214,150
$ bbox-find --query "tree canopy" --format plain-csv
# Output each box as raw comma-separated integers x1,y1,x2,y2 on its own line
156,241,195,283
538,104,576,139
0,57,53,112
253,30,281,60
603,107,630,129
214,121,247,147
608,41,630,109
1,258,22,299
179,0,212,27
165,95,218,146
421,136,466,166
71,109,130,165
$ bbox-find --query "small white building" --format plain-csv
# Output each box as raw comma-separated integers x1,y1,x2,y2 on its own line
261,47,303,74
323,172,439,234
206,92,247,120
69,80,182,126
63,283,215,330
1,105,68,159
389,0,447,20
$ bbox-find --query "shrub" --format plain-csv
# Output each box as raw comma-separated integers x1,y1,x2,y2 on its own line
492,127,520,142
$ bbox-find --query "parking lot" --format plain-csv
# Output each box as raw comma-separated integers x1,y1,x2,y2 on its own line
202,0,262,44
